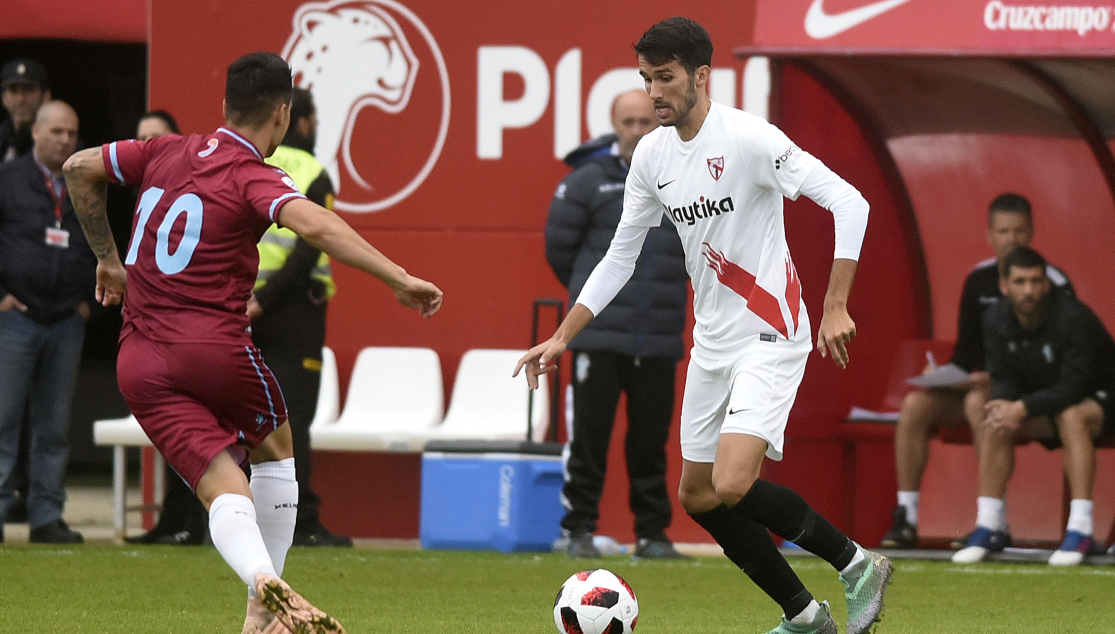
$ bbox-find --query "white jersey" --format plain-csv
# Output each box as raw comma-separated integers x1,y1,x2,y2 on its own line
621,103,823,365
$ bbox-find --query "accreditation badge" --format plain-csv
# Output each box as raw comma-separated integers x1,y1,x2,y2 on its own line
45,226,70,249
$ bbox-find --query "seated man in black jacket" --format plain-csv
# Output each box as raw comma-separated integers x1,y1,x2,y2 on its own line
952,246,1115,566
545,90,688,559
882,193,1073,549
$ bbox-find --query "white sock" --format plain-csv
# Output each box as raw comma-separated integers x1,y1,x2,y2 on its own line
789,599,821,625
250,458,298,578
976,497,1005,531
840,543,866,576
209,493,276,590
1066,499,1093,536
897,491,919,526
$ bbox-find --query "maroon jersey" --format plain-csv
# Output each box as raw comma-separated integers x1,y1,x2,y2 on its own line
102,128,305,344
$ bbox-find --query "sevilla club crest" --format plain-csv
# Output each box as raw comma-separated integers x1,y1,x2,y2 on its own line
707,156,724,181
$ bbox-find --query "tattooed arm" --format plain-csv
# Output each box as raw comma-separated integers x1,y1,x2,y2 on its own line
63,147,126,306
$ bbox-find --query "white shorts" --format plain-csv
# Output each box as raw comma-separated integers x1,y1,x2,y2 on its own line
679,333,811,463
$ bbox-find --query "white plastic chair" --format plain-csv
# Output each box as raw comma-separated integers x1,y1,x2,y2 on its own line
92,414,161,540
309,346,340,428
418,348,549,442
310,346,444,452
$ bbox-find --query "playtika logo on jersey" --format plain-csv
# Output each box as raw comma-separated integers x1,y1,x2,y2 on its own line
282,0,450,213
664,196,736,226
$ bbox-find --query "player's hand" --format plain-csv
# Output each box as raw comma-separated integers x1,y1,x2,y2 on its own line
246,294,263,320
985,399,1025,431
513,338,566,390
394,275,443,318
0,293,27,313
817,305,856,369
95,260,127,306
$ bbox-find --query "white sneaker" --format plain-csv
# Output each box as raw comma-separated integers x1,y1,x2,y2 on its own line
1048,530,1097,567
950,527,1008,564
951,545,989,564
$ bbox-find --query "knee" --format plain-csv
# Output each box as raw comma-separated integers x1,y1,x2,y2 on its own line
677,479,716,515
898,391,934,429
711,471,758,508
1056,406,1099,443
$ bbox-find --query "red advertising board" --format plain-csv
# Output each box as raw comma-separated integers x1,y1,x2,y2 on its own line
753,0,1115,54
149,1,763,542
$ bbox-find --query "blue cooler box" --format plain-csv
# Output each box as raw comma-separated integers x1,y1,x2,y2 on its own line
420,440,564,552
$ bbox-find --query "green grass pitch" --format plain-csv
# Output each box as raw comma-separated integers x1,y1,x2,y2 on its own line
2,545,1113,633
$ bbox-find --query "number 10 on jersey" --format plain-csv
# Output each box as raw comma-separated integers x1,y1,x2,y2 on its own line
125,187,204,275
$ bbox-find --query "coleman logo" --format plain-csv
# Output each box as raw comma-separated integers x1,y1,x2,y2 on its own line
707,156,724,181
665,196,735,226
282,0,450,213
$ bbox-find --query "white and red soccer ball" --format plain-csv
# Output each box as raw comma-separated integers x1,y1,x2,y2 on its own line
553,569,638,634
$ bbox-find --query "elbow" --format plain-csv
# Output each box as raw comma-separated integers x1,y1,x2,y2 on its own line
62,153,83,181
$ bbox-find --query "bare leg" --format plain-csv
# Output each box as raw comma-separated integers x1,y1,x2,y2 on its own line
1056,400,1102,502
895,389,964,491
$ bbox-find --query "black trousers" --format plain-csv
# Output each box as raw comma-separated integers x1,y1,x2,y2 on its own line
560,351,677,541
255,342,324,530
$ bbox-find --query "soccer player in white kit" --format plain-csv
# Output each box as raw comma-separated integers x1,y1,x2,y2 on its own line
516,17,892,634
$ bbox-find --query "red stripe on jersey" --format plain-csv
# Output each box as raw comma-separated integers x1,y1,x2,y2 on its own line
702,243,788,338
785,255,801,336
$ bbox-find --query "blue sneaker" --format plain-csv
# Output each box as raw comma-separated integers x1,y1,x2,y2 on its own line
1049,530,1099,566
951,526,1009,564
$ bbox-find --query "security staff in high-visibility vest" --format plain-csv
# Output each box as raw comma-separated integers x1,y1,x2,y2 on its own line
247,88,350,547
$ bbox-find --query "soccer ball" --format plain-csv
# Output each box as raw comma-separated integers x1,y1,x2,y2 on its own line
553,569,638,634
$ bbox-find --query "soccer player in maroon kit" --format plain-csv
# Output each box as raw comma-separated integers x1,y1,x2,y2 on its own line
63,52,442,634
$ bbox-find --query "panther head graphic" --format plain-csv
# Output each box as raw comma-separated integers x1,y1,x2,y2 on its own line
282,0,420,196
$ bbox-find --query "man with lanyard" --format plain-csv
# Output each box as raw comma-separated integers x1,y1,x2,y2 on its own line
0,101,94,544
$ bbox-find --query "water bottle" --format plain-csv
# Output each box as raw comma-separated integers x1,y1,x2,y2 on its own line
552,534,629,555
593,535,627,555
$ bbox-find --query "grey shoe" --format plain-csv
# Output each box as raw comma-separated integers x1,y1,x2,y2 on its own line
567,532,601,558
633,538,690,560
841,547,893,634
762,600,837,634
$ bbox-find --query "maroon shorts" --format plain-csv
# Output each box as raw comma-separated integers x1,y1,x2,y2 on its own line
116,330,287,489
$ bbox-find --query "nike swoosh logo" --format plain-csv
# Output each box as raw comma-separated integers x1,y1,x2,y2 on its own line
657,179,675,189
804,0,913,39
727,407,750,416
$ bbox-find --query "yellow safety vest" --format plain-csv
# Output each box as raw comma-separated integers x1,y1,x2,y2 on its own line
257,145,336,301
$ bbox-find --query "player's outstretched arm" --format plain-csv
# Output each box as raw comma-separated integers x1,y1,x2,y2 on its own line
513,303,595,390
816,258,858,369
63,147,127,306
278,198,442,317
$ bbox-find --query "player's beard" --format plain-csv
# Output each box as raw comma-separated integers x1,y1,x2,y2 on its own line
668,77,700,129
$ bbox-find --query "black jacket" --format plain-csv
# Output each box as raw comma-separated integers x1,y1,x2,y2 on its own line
0,154,96,324
0,117,33,164
250,162,334,350
950,257,1073,372
545,138,687,360
984,289,1115,417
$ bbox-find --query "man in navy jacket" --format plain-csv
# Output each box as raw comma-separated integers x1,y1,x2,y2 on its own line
545,90,688,559
0,101,94,543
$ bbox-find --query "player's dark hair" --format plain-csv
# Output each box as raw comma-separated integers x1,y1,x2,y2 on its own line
634,16,713,76
988,192,1032,224
999,246,1046,279
140,110,180,134
225,52,293,128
